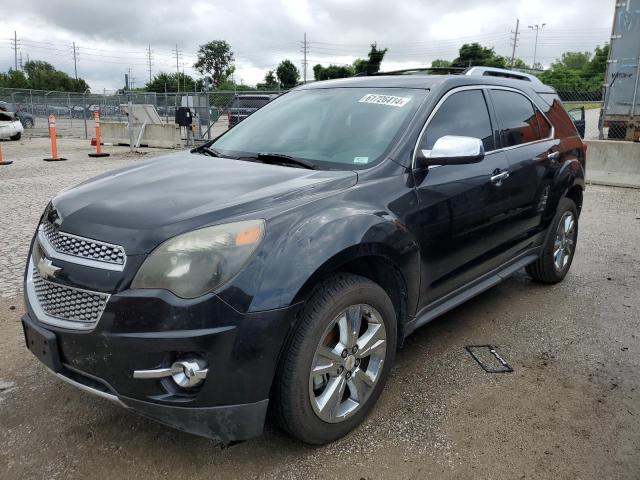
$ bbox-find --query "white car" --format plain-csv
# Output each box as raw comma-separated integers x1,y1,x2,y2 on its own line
0,110,24,140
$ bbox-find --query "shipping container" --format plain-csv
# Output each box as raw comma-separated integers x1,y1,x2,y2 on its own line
601,0,640,141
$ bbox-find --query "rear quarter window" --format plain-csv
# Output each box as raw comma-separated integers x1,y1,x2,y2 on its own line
490,89,542,147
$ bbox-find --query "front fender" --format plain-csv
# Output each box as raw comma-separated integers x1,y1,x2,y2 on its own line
227,207,421,313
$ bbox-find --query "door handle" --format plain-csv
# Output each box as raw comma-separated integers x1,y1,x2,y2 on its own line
490,171,509,186
548,151,560,161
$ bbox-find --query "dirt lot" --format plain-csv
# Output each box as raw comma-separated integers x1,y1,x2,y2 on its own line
0,138,639,479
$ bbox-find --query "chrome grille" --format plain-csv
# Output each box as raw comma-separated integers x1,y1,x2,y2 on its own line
30,265,109,327
41,221,126,266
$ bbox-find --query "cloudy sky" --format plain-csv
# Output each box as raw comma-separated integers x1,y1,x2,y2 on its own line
1,0,613,91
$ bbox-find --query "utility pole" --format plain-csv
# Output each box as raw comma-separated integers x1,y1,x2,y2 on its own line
528,23,546,68
300,32,309,83
127,67,136,90
10,31,19,71
147,44,153,83
172,44,182,93
509,19,520,68
19,52,23,71
71,42,79,80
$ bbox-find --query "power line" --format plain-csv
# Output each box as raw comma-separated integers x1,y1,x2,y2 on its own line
71,41,79,80
147,44,153,83
510,19,520,67
10,31,20,71
172,44,182,92
300,32,309,83
529,23,546,67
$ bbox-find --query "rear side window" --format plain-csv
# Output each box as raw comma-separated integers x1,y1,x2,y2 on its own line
491,90,542,147
421,89,495,152
535,109,552,138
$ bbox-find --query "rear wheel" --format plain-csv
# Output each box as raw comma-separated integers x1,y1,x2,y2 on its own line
526,198,578,283
273,273,397,444
23,118,34,129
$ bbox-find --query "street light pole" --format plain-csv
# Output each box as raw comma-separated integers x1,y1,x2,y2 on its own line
528,23,546,68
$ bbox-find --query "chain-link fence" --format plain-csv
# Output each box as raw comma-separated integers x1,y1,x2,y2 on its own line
0,84,624,144
0,87,282,142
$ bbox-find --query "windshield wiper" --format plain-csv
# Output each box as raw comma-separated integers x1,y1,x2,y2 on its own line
191,145,236,159
255,153,318,170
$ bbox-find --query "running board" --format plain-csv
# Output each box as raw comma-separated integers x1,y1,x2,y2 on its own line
404,252,540,337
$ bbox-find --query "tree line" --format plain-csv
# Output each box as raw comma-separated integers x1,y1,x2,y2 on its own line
0,39,609,97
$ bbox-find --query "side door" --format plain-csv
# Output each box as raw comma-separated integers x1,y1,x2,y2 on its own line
410,87,513,308
488,88,558,248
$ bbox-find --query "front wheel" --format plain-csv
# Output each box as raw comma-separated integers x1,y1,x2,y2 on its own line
273,274,397,444
10,132,21,141
526,198,579,283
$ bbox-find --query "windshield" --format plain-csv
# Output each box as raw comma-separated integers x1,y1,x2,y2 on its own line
211,88,427,170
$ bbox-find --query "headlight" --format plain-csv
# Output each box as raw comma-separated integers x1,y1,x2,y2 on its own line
131,220,265,298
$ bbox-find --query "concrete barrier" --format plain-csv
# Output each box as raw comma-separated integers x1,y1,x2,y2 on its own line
585,140,640,189
100,122,182,149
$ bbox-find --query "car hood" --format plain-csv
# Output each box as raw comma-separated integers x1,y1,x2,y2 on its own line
51,152,357,254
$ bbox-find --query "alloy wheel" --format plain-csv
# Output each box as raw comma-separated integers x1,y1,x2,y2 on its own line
553,211,576,272
308,303,387,423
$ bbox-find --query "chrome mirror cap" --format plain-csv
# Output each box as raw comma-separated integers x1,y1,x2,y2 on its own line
418,135,485,167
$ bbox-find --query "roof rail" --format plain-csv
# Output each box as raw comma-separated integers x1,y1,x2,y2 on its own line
463,66,543,84
364,67,466,77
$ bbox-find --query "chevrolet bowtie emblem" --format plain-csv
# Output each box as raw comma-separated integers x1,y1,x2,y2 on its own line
37,256,61,280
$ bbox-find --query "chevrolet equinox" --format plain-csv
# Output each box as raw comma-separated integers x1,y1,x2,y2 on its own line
22,68,586,445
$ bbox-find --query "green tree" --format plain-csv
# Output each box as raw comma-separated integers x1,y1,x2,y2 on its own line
145,72,201,92
20,61,89,92
451,43,506,68
276,59,300,89
257,70,279,90
584,44,609,78
353,43,388,75
313,64,354,81
431,59,452,68
511,58,529,69
555,51,591,71
194,40,235,87
0,69,29,88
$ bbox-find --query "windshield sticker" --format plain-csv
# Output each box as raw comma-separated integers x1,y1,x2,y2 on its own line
358,94,411,108
354,157,369,164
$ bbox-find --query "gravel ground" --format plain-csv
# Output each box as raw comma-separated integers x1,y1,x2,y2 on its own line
0,137,639,479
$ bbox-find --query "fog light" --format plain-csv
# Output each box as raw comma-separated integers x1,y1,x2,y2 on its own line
133,357,208,388
170,359,208,388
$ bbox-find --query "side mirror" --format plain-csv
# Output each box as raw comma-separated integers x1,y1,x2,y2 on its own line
416,135,485,168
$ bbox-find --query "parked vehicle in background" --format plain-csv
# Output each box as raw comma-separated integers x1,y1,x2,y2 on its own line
568,107,586,138
228,93,277,127
600,0,640,141
22,68,586,445
0,110,25,140
0,101,35,129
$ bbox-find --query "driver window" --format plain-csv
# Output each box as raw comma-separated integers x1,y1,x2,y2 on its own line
421,89,495,152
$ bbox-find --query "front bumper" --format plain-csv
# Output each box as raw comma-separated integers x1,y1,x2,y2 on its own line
22,289,300,442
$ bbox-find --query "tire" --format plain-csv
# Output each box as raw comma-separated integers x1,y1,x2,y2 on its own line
10,133,21,141
273,273,397,444
526,198,578,283
23,118,34,129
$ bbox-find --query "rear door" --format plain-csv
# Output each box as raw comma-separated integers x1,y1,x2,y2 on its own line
487,88,558,249
412,87,513,307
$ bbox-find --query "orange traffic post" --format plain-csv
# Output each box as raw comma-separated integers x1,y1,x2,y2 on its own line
88,111,109,158
43,115,67,162
0,143,13,165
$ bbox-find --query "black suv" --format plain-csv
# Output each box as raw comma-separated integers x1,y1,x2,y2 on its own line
227,93,276,127
22,68,585,445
